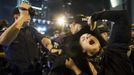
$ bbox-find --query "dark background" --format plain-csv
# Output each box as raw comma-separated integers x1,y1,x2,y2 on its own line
0,0,110,23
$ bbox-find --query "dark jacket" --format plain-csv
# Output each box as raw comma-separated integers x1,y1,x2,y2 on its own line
64,10,133,75
49,10,134,75
91,10,133,75
3,26,44,73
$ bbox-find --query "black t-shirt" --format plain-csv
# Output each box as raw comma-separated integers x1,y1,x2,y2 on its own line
3,26,44,71
0,45,3,51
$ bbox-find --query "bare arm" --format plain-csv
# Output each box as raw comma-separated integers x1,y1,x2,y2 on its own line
0,2,31,45
41,37,62,54
91,10,130,44
65,58,82,75
0,15,25,45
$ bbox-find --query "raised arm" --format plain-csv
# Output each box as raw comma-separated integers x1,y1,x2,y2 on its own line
0,3,31,45
91,10,131,44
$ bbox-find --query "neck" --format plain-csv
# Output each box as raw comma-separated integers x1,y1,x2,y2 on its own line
87,48,102,57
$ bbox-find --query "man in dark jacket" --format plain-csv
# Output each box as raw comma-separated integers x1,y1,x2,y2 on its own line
0,2,61,75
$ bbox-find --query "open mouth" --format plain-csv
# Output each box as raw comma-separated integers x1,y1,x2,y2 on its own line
89,39,95,45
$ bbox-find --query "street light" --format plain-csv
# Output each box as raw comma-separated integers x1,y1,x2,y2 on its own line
56,16,66,26
56,15,67,31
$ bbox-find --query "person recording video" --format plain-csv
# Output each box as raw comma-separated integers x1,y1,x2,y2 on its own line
0,2,61,75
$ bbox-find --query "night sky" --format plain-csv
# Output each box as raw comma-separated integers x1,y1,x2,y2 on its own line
0,0,17,22
0,0,110,23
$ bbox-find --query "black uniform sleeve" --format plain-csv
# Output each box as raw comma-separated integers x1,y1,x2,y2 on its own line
77,72,88,75
30,27,45,43
92,10,134,75
0,45,3,52
91,10,131,44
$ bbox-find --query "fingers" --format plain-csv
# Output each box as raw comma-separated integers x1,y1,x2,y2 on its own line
17,3,31,21
90,21,97,31
65,58,73,64
19,2,30,15
87,16,97,31
65,58,75,69
87,16,91,25
19,2,31,10
58,49,62,55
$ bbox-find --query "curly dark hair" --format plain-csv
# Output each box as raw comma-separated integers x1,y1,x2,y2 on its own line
0,19,8,30
11,7,20,16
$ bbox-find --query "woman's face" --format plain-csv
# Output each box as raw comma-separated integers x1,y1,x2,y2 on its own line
80,33,100,56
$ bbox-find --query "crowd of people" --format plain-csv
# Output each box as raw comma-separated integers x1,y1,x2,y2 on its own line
0,2,134,75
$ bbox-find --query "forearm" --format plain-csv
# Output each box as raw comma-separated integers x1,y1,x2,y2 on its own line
92,10,130,44
0,16,24,45
70,65,89,75
107,11,130,44
91,10,128,22
65,58,82,75
71,65,82,75
50,48,62,54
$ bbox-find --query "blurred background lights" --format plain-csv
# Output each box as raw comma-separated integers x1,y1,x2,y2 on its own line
42,20,46,24
56,16,66,26
36,26,47,34
38,19,41,23
33,18,36,22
